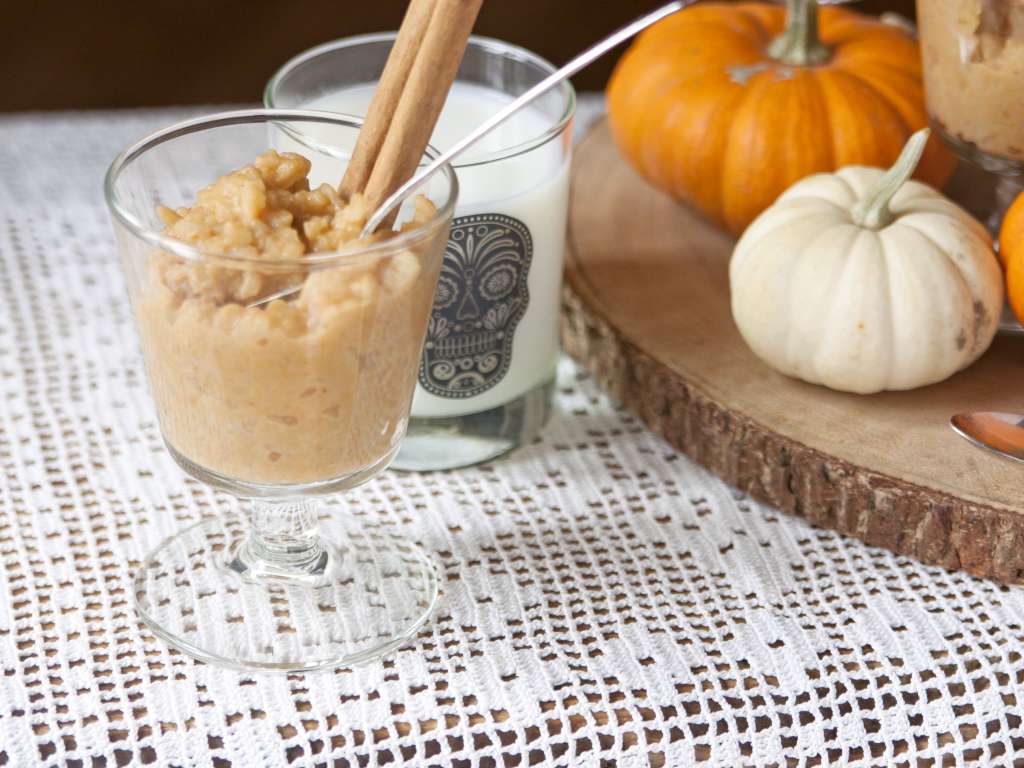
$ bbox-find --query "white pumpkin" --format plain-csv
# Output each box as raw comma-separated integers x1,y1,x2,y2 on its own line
729,129,1003,395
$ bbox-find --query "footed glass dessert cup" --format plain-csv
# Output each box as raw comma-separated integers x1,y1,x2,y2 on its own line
104,110,457,672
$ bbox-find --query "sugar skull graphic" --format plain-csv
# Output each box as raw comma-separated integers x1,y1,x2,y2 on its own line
419,213,533,398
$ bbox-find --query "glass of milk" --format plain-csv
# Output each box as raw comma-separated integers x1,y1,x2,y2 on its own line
266,35,575,470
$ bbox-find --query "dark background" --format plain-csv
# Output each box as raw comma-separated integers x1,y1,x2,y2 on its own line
1,0,916,112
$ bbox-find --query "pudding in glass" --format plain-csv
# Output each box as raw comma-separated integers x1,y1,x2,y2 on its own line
918,0,1024,171
105,110,457,672
138,150,441,485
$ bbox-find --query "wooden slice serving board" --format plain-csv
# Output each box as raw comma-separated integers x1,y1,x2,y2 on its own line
561,121,1024,583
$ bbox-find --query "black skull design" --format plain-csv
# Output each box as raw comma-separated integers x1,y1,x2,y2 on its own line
419,214,532,398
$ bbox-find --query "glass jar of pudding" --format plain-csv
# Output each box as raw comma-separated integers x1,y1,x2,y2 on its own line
917,0,1024,173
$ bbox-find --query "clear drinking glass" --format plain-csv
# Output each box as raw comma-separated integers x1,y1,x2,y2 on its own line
266,35,575,470
104,110,457,672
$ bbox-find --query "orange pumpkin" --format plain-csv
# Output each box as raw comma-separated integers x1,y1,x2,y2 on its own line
998,192,1024,322
606,0,956,235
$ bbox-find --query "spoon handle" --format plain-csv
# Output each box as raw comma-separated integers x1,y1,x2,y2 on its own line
360,0,691,236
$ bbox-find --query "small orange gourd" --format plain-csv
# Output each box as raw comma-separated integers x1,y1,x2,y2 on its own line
606,0,956,235
998,192,1024,323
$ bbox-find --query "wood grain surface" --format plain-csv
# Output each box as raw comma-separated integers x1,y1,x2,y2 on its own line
561,121,1024,582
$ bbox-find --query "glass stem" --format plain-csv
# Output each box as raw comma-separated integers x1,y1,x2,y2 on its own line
242,498,325,574
990,174,1024,237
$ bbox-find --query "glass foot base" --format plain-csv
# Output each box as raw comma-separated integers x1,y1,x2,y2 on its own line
133,517,438,673
999,303,1024,336
391,376,555,472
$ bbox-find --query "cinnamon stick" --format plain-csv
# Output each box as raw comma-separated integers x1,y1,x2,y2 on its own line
362,0,484,217
339,0,436,200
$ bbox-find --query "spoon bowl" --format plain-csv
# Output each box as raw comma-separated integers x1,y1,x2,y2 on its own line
950,411,1024,463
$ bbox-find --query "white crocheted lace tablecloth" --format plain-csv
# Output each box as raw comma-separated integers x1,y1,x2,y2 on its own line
1,102,1023,768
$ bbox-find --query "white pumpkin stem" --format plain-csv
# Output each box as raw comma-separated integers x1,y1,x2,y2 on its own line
851,128,930,230
768,0,830,67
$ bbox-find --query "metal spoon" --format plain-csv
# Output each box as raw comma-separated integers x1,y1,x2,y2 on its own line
247,0,691,309
950,412,1024,463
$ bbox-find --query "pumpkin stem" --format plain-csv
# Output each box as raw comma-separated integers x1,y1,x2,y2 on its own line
851,128,930,231
767,0,830,67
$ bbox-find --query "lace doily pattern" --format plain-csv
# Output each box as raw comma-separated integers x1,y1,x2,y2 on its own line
0,107,1022,767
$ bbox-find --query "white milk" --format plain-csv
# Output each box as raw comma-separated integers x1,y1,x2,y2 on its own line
293,82,571,418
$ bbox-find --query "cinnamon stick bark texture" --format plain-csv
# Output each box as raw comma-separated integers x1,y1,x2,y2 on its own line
363,0,485,215
339,0,436,199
